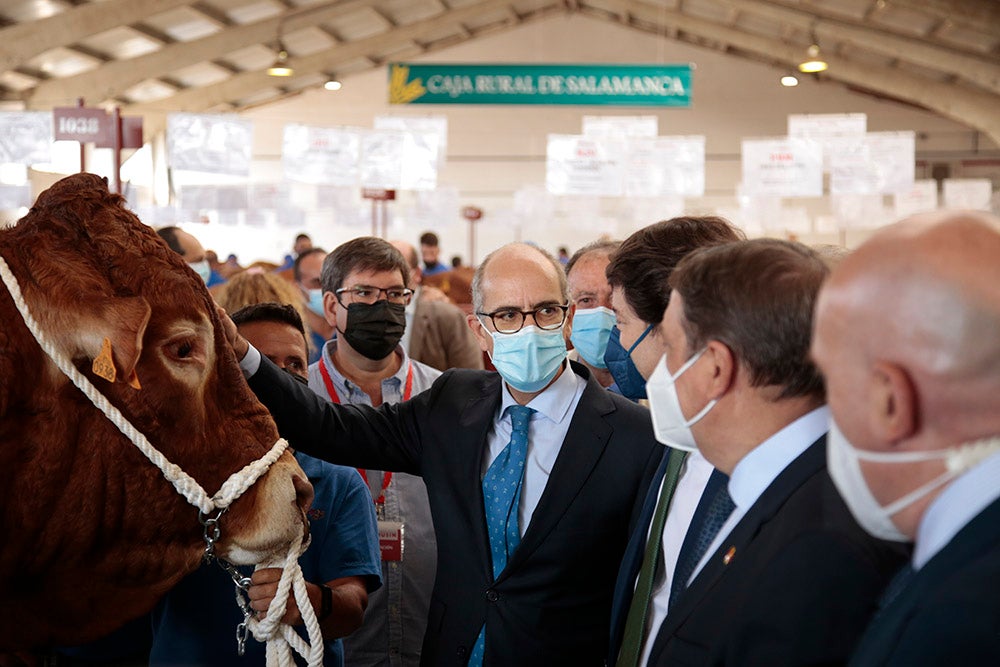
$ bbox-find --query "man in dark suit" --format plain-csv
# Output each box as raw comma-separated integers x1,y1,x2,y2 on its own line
603,217,745,667
812,211,1000,665
640,239,907,665
228,242,661,666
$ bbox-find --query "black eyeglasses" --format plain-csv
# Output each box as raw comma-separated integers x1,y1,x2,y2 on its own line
477,304,570,334
335,285,414,306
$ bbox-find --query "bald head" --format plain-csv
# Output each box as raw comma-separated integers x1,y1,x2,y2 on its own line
814,211,1000,442
472,243,568,313
821,212,1000,377
390,239,419,270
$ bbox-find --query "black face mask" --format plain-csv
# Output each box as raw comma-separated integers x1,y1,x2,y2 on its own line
339,300,407,360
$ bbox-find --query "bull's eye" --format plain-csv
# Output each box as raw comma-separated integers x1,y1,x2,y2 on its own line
166,338,200,363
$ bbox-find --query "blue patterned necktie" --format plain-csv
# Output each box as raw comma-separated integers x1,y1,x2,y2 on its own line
668,468,736,608
468,404,534,667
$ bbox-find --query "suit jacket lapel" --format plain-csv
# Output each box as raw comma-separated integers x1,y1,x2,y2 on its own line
456,371,504,579
608,447,682,659
650,436,827,659
498,367,616,577
852,496,1000,663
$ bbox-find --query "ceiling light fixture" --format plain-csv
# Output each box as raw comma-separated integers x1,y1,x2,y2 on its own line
267,39,293,77
324,79,342,91
781,74,799,87
798,27,828,74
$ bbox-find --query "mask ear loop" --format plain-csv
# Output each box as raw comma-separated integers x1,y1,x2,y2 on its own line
853,437,1000,518
627,324,653,355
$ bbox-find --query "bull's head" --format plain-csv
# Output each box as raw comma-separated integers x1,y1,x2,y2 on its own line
0,173,313,649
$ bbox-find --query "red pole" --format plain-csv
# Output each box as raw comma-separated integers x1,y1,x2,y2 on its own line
111,106,122,194
76,97,86,173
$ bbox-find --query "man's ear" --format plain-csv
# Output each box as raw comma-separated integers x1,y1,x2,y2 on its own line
868,361,918,444
563,303,576,342
703,340,736,399
323,291,338,329
467,314,491,352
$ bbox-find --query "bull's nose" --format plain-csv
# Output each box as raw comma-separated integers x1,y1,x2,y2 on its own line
293,472,314,513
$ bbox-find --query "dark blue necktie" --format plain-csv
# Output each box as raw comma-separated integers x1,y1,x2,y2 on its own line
468,405,534,666
876,563,916,615
669,468,736,608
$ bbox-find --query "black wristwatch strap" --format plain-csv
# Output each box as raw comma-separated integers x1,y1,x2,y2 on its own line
318,583,333,621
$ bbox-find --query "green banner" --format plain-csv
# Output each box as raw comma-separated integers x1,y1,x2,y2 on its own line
389,63,692,107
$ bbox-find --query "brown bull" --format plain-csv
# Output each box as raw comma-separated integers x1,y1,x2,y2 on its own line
0,173,313,650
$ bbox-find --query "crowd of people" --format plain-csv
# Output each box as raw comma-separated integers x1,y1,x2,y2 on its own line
59,209,998,666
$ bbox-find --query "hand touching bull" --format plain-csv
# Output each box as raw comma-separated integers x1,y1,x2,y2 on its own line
145,302,382,665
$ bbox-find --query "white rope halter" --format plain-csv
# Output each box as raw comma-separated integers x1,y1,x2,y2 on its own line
0,253,323,667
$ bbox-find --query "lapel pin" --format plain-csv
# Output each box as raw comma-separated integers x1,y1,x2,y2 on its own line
723,546,736,565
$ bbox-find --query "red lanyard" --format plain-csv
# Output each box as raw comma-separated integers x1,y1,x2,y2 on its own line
318,351,414,404
318,352,413,511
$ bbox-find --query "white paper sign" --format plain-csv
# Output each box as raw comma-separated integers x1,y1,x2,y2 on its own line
167,113,253,176
374,115,447,165
894,180,938,217
0,112,53,165
625,135,705,197
283,124,362,185
582,116,658,138
943,178,992,210
399,131,440,190
741,138,823,197
788,113,867,139
829,132,915,195
179,185,249,210
788,113,866,170
250,183,290,210
360,130,439,190
546,135,625,196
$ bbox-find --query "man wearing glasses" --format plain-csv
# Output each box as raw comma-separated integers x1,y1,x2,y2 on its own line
302,236,441,667
228,241,661,666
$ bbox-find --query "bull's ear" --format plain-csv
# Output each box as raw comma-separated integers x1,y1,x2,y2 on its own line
104,296,151,381
70,296,151,383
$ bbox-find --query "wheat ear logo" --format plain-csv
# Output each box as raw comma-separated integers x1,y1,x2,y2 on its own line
389,64,427,104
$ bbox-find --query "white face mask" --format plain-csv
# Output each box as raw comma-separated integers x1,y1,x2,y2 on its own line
645,350,717,451
827,418,1000,543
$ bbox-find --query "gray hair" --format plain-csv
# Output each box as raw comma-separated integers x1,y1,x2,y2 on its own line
472,242,569,313
565,239,621,275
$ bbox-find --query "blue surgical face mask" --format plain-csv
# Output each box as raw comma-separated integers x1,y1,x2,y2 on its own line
484,323,568,394
188,259,212,284
305,288,325,317
604,324,652,400
570,307,616,369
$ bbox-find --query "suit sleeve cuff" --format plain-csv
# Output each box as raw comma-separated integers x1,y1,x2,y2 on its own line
239,343,262,378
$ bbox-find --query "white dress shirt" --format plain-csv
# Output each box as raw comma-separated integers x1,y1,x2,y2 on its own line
638,450,715,666
484,362,586,536
913,446,1000,570
688,405,831,586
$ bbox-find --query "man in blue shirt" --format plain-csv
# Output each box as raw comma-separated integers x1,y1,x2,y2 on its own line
149,303,381,666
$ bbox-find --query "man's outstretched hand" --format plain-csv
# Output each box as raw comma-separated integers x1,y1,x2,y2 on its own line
216,303,250,361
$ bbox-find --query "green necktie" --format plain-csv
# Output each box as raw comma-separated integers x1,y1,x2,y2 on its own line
616,448,688,667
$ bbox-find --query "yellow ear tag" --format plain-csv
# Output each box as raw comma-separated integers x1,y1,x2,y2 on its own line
127,369,142,390
92,337,117,383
